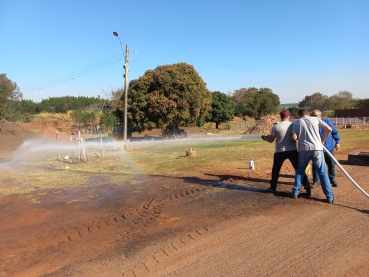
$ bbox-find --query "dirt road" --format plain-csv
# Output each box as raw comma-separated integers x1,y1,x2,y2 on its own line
1,145,369,277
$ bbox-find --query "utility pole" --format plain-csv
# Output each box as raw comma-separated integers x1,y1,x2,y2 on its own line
123,44,129,142
113,31,130,142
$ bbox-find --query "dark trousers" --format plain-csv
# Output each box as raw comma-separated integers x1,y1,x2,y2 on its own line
270,150,308,189
313,149,335,182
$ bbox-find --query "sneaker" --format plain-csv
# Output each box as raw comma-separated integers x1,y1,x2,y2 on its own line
327,197,335,204
267,187,276,192
331,180,339,187
291,193,298,199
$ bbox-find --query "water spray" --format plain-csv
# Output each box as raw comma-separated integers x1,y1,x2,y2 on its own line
323,146,369,199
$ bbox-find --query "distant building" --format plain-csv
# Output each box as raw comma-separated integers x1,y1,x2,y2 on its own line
335,108,369,117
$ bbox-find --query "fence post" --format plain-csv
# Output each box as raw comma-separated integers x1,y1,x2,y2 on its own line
100,132,104,158
81,138,87,162
78,131,81,160
56,131,60,160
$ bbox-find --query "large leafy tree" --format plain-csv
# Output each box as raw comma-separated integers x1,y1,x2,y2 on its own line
232,87,279,117
0,74,23,119
232,87,258,117
254,88,280,116
328,90,355,110
298,92,330,112
117,62,212,133
210,91,236,128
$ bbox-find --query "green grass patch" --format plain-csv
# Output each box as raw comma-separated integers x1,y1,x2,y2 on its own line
1,129,368,197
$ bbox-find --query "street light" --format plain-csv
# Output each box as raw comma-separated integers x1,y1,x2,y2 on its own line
113,31,129,142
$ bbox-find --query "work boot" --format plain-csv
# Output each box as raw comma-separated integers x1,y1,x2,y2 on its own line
304,182,313,198
331,180,339,187
266,186,276,193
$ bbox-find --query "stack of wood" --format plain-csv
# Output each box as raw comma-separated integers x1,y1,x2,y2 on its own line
247,116,278,134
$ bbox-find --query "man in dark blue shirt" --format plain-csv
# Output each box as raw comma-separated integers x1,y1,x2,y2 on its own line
311,110,341,187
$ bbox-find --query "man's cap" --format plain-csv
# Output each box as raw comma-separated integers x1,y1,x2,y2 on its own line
280,110,290,116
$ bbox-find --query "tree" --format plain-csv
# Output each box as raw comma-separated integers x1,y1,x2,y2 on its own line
254,88,280,116
117,62,212,133
232,87,279,117
100,112,118,128
7,99,39,122
287,106,300,116
298,92,330,112
103,88,123,112
0,74,23,119
354,98,369,109
232,87,258,117
328,90,355,110
38,96,107,113
70,110,97,124
210,91,236,129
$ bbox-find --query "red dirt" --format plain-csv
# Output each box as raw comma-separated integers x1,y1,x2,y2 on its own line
22,121,71,143
1,120,369,277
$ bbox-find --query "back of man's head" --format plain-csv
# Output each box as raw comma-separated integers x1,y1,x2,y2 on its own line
298,109,310,117
311,110,322,117
280,109,290,120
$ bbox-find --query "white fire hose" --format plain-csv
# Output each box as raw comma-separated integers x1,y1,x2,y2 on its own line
323,145,369,199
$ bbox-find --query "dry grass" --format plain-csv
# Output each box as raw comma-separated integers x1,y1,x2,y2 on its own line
1,129,368,197
27,112,73,122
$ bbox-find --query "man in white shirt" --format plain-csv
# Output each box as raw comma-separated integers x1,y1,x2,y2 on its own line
291,109,334,203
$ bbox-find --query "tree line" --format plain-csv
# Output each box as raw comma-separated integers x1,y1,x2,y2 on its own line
1,66,368,133
297,91,368,111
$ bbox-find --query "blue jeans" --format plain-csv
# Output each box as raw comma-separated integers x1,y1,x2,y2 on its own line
313,149,336,182
292,151,334,201
270,150,309,190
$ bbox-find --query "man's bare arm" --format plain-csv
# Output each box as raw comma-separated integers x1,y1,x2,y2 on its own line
266,135,276,143
321,125,332,144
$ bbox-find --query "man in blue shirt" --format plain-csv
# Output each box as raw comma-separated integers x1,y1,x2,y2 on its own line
311,109,341,187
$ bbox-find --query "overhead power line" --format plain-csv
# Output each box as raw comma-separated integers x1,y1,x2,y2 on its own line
20,54,124,93
20,53,247,94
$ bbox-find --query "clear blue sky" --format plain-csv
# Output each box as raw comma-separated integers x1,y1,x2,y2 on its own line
1,0,368,104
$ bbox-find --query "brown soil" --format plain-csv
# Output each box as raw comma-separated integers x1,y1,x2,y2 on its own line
22,121,71,143
1,121,369,277
248,116,278,134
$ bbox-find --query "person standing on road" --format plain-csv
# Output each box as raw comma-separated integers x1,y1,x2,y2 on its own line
291,109,335,203
262,110,310,195
311,109,341,187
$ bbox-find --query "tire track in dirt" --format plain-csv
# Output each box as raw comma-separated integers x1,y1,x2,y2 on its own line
120,203,369,277
1,186,208,275
121,224,217,277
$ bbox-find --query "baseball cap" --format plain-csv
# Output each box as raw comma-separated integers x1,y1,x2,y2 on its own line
280,110,290,116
